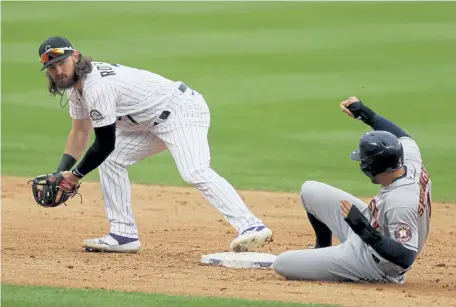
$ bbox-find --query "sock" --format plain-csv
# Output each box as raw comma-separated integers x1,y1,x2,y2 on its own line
109,233,138,244
307,212,332,248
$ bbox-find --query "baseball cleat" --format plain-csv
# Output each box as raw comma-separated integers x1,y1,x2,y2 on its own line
83,233,140,253
230,226,273,252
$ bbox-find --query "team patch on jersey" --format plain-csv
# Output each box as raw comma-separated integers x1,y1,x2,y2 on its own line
394,224,412,243
89,109,104,121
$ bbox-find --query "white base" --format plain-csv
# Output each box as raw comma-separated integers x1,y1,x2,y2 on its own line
200,252,276,269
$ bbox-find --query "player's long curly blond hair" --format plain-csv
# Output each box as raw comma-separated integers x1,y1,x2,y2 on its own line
47,54,93,97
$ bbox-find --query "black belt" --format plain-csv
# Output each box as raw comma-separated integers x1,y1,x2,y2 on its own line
372,254,380,264
117,83,193,124
117,114,138,123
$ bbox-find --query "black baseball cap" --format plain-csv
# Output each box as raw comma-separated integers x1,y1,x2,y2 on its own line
38,36,75,71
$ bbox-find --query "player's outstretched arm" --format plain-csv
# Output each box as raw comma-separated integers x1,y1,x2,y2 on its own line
56,118,93,171
341,201,417,270
70,122,116,179
63,82,119,182
340,97,411,139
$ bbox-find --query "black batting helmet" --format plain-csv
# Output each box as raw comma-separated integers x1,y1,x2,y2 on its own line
350,131,404,180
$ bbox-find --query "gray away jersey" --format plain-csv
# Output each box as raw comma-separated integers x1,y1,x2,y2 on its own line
366,137,432,275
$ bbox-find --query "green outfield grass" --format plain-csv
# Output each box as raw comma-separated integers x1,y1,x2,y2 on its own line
0,284,334,307
1,2,455,306
2,1,456,199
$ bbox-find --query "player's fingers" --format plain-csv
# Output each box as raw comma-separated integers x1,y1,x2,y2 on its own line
342,200,352,212
340,100,349,107
342,107,354,117
341,97,359,107
340,101,354,117
341,208,348,218
340,203,345,216
340,200,349,216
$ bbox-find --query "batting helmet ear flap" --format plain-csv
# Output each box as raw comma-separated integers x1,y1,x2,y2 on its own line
350,149,361,161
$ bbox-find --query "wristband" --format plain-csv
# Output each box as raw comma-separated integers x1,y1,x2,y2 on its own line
346,101,376,126
71,168,85,179
345,205,382,246
57,154,77,172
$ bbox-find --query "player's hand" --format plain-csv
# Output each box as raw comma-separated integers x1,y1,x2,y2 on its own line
62,171,80,185
339,96,361,118
340,200,353,218
29,171,81,207
341,200,372,238
55,171,80,203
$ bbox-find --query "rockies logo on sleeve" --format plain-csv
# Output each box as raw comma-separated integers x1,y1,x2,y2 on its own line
89,109,104,121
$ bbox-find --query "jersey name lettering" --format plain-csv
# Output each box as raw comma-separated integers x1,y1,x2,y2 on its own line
93,62,117,77
418,165,431,217
368,198,380,229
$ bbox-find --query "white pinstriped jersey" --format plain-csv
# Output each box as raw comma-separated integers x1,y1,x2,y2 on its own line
65,61,265,241
66,61,182,129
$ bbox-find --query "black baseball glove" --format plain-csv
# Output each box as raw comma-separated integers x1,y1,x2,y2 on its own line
29,172,81,207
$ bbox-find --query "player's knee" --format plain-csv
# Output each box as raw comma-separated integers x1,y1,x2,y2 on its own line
179,166,211,185
300,180,321,196
300,180,322,210
272,254,287,277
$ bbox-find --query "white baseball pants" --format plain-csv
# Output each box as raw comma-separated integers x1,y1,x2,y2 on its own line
98,86,264,238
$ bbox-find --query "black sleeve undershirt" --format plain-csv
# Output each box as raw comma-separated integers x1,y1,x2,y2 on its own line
365,230,417,269
369,114,410,139
73,123,116,177
346,206,417,269
346,101,411,139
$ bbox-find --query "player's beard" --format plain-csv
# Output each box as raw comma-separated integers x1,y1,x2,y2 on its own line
53,70,78,90
47,54,93,97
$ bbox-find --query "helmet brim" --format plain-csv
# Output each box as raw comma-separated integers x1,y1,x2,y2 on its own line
350,149,361,161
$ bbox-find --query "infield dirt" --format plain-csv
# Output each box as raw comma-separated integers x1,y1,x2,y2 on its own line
2,176,455,307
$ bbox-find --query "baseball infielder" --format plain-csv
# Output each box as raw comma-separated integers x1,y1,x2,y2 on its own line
273,97,432,284
36,36,273,253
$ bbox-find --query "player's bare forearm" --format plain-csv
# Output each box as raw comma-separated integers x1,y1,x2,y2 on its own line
66,118,92,158
64,129,91,160
56,118,92,172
